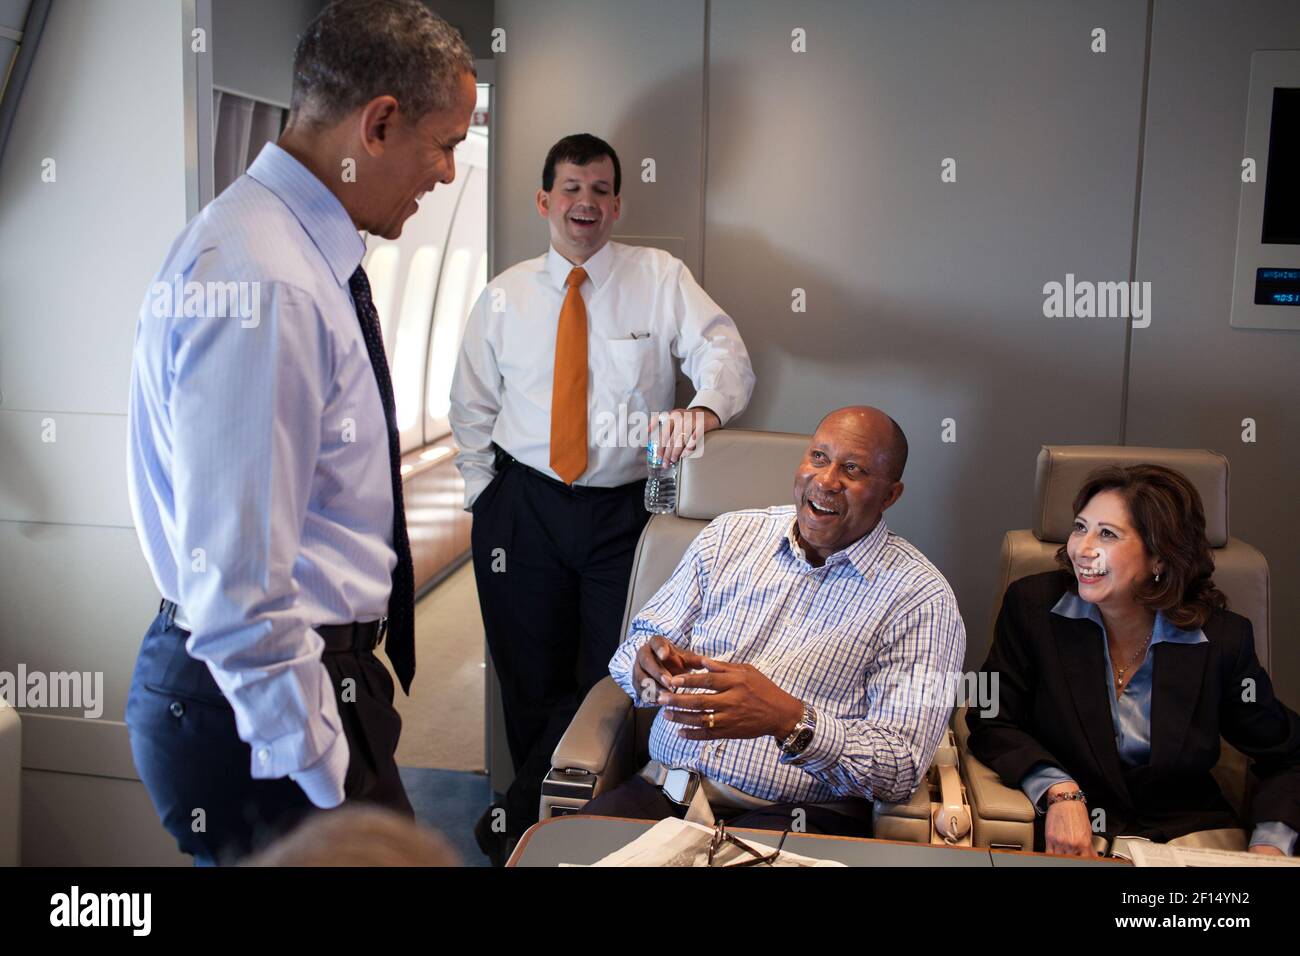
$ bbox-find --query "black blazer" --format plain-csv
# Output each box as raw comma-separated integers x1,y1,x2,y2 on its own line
966,570,1300,846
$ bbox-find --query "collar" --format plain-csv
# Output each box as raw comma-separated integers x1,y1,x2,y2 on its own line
1050,591,1208,646
545,240,614,291
778,511,889,578
245,142,366,287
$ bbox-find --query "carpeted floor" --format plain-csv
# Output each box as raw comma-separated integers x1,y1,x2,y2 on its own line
375,560,494,865
387,561,487,771
399,766,492,867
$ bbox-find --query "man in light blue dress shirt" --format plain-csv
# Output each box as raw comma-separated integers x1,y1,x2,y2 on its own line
124,1,477,864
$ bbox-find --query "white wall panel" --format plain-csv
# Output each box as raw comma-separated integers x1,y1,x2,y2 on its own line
0,522,159,723
707,0,1148,666
494,0,707,275
22,770,186,866
0,0,190,865
1129,0,1300,701
0,410,131,526
0,0,187,415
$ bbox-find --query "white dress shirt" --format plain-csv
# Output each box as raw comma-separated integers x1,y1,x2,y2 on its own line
126,143,396,808
449,241,755,506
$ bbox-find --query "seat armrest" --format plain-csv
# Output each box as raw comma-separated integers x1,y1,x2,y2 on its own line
961,750,1035,823
953,707,1035,849
550,676,635,776
873,778,933,843
873,784,932,820
0,704,20,866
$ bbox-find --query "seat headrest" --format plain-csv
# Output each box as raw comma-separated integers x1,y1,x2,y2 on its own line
676,428,811,520
1032,445,1230,547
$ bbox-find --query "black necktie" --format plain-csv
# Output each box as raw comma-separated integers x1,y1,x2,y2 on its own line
348,266,415,694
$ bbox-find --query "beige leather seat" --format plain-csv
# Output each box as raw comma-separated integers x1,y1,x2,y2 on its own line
956,445,1270,851
0,703,19,865
540,428,940,840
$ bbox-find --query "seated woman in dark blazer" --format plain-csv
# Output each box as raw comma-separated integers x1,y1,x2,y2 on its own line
967,464,1300,856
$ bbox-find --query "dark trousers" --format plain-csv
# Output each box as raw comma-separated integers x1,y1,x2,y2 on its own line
580,775,876,838
125,610,412,866
471,451,650,839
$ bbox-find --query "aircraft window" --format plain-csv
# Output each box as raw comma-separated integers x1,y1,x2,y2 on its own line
394,244,441,436
425,246,474,424
364,244,402,348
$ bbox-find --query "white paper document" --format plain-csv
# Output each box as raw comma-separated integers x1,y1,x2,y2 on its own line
1121,840,1300,867
572,818,847,868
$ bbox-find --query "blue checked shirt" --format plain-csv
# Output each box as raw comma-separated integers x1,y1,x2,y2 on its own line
609,506,967,804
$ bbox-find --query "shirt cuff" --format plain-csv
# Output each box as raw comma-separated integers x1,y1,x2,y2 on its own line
688,389,733,426
463,471,495,511
287,730,349,809
778,707,846,774
1021,763,1077,815
610,633,656,704
1249,821,1298,856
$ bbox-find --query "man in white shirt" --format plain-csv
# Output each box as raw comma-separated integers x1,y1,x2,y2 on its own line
450,133,755,861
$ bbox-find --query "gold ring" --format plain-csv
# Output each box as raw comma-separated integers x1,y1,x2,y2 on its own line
708,712,715,729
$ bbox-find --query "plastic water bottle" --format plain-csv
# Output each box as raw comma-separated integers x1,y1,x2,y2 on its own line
644,432,677,514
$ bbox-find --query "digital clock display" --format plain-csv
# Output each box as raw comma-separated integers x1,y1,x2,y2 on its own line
1254,268,1300,306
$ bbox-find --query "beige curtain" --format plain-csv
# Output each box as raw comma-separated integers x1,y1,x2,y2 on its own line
212,90,287,196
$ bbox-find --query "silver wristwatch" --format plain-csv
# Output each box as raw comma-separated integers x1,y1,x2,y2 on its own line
778,703,817,757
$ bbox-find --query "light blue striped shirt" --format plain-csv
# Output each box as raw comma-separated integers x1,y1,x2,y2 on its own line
1023,592,1297,854
609,506,966,804
126,143,396,808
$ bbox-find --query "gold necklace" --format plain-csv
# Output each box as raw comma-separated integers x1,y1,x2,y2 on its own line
1112,626,1154,693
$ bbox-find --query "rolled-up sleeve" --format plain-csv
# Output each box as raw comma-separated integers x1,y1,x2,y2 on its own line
609,521,717,703
449,287,503,510
782,585,967,804
670,261,755,426
170,280,346,808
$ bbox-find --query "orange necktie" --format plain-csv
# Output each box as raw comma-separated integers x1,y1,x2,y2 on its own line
549,266,589,483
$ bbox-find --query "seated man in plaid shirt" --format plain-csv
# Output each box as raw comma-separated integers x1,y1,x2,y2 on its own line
583,406,967,836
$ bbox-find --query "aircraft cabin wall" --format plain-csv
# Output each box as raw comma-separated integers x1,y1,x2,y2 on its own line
1,0,1298,866
494,0,1300,708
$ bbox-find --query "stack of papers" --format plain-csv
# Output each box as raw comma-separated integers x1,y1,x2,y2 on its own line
1120,840,1300,867
570,818,846,867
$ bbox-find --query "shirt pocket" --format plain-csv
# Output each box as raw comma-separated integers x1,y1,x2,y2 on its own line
603,336,659,387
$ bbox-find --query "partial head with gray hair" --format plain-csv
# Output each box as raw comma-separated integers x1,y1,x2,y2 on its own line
290,0,476,127
278,0,479,240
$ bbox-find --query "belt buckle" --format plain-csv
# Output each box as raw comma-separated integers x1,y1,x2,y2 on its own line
159,599,178,628
662,767,700,807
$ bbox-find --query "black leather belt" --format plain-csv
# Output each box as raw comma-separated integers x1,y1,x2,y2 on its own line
158,599,385,654
492,443,644,495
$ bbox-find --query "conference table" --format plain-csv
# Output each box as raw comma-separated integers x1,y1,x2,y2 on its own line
507,815,1128,867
